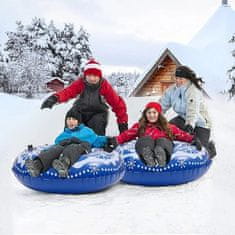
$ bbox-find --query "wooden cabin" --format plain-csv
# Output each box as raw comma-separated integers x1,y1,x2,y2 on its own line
129,48,181,96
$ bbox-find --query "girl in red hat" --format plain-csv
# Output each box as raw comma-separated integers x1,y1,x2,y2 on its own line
105,102,201,167
40,59,128,136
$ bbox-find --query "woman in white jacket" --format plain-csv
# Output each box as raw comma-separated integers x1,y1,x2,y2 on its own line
159,65,216,159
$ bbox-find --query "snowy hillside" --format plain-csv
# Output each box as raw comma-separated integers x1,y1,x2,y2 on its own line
139,4,235,95
188,5,235,93
189,5,235,49
1,93,235,235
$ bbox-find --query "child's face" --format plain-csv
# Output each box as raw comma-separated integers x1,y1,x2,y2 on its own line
86,74,100,84
66,117,79,129
146,108,159,123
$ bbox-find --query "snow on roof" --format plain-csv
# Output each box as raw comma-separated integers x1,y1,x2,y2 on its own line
45,77,66,84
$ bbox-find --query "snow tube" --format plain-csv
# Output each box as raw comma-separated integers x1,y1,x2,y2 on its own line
12,145,125,194
118,140,212,186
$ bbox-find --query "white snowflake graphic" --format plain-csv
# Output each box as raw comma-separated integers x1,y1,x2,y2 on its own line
89,165,100,175
126,159,136,170
177,159,187,168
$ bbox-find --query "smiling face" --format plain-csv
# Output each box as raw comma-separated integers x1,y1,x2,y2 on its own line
145,108,159,123
66,117,79,129
175,76,189,87
85,74,101,84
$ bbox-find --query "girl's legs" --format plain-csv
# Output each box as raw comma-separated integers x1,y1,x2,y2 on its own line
135,136,156,167
154,138,173,166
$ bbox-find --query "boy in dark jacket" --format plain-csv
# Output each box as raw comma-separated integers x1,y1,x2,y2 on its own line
25,109,108,178
41,59,128,135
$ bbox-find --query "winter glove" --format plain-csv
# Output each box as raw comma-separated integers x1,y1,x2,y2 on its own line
118,123,128,134
59,137,82,147
191,137,202,151
184,124,194,134
70,137,82,144
41,95,58,109
59,139,73,147
104,137,118,153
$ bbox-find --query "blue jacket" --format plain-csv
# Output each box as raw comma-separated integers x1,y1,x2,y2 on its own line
54,124,107,148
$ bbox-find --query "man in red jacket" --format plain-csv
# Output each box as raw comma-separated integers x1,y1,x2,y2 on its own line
41,59,128,135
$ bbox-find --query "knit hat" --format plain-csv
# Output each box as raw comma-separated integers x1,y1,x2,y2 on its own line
145,102,162,113
65,109,82,123
84,59,102,78
175,66,195,80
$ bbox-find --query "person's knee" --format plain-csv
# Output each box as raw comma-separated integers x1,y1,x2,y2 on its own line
135,136,155,154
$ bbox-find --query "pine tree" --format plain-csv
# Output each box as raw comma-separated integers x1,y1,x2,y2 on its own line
228,34,235,99
7,50,50,98
4,18,92,81
107,72,139,97
5,21,29,61
0,50,8,92
55,24,91,80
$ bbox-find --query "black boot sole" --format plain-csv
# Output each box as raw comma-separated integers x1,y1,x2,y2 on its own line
141,147,157,167
52,159,69,178
154,147,167,167
25,160,41,177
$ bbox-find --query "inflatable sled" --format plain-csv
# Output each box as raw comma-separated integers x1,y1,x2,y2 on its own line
12,145,125,194
118,140,212,186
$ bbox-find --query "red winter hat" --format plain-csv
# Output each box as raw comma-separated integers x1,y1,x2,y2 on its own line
145,102,162,113
84,59,102,78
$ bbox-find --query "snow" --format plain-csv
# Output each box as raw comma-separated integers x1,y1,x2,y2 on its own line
129,5,235,96
188,5,235,94
1,92,235,234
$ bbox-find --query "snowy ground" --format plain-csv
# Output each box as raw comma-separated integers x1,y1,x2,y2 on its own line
1,93,235,235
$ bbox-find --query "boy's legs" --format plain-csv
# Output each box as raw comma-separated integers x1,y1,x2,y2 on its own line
52,142,91,178
84,112,108,135
25,145,64,177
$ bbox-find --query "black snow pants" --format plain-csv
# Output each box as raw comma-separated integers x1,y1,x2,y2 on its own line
82,112,108,136
135,136,173,164
66,107,108,136
37,142,90,172
169,115,210,149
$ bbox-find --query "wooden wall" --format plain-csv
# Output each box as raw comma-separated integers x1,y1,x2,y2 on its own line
136,56,177,96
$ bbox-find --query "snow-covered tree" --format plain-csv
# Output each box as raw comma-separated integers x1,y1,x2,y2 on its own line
7,50,50,98
107,72,139,97
4,21,29,62
54,24,91,80
228,34,235,99
4,18,92,80
0,49,9,92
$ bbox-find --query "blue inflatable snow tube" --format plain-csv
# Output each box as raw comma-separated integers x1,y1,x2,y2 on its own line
12,145,125,194
118,140,212,186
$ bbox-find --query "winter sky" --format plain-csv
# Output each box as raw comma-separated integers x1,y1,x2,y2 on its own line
0,0,234,70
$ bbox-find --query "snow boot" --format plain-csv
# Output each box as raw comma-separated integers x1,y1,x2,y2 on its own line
25,158,43,177
141,146,157,167
207,141,217,159
52,155,70,178
154,146,167,167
